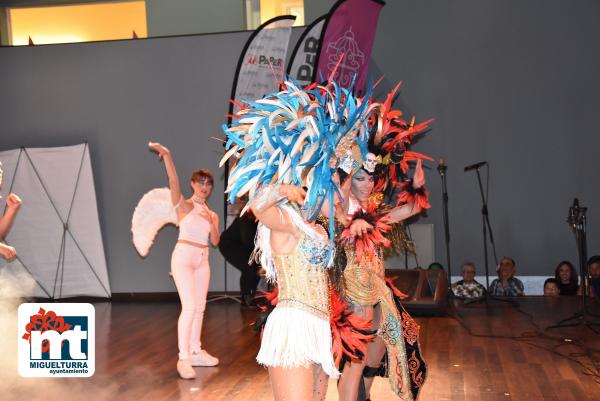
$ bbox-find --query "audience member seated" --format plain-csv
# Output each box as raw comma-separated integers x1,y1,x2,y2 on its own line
554,260,579,296
543,278,560,297
451,262,485,299
588,255,600,298
428,262,444,271
489,256,525,296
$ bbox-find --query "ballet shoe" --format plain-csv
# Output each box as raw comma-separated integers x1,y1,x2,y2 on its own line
190,349,219,367
177,358,196,379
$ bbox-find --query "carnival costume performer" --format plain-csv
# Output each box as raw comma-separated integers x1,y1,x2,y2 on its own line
220,77,373,401
137,143,220,379
336,84,431,401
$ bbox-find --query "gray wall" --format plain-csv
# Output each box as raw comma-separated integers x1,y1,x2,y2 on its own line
299,0,600,276
1,0,599,294
0,31,260,293
362,0,600,277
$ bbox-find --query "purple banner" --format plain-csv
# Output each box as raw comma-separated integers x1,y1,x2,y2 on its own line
315,0,385,93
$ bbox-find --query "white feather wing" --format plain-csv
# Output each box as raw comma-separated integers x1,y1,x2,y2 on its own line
131,187,178,257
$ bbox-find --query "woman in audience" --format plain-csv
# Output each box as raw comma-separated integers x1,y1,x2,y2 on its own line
554,260,579,296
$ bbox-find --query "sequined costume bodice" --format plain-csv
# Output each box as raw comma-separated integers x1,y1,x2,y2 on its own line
343,244,385,306
272,232,331,320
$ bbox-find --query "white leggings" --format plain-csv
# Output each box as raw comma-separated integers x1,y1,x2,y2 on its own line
171,243,210,360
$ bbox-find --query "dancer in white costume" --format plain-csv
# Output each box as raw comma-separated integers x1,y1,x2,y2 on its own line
250,184,337,401
221,77,373,401
148,142,220,380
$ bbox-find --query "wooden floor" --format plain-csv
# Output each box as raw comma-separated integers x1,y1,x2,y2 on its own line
3,297,600,401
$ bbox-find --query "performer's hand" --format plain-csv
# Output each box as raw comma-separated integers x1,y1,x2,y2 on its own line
413,159,426,189
148,142,170,160
0,243,16,261
280,185,306,204
349,219,373,237
6,193,22,210
197,203,211,219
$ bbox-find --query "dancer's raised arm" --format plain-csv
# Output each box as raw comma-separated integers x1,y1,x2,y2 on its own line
250,184,305,234
387,159,428,223
148,142,185,209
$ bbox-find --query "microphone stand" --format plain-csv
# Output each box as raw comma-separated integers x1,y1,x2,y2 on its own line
464,163,511,306
208,159,242,304
437,160,452,289
547,199,600,333
473,165,498,291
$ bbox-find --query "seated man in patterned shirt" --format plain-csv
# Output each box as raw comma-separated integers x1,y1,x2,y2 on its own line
452,262,486,298
489,256,525,296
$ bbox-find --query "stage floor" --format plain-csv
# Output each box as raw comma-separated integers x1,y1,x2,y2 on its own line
3,297,600,401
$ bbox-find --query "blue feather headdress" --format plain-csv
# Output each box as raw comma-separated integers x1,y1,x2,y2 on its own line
220,77,373,222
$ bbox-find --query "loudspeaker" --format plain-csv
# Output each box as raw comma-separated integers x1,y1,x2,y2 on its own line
385,268,448,315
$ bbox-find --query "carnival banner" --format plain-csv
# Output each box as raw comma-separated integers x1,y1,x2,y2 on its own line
286,15,326,87
229,15,296,118
314,0,385,93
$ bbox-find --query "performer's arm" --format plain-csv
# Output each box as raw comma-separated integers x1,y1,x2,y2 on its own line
387,202,419,224
148,142,183,207
250,185,303,234
196,204,221,247
208,211,220,247
387,159,427,223
0,193,22,240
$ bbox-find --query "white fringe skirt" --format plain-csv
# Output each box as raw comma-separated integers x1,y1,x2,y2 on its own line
256,304,340,379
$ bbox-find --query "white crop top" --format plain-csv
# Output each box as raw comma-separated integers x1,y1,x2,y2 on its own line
178,201,211,245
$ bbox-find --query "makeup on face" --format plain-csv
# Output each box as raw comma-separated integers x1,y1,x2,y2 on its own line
192,179,213,200
351,170,374,202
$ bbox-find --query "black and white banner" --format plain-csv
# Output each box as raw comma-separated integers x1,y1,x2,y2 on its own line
286,15,326,87
230,15,296,117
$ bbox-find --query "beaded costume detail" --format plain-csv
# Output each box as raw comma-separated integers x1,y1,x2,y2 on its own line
256,228,339,378
273,234,331,320
342,243,427,401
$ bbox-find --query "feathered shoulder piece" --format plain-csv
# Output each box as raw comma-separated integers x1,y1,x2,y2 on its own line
338,194,394,259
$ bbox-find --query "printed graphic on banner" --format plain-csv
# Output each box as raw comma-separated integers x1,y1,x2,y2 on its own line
233,16,295,113
315,0,384,93
18,303,95,377
324,27,365,87
287,16,325,87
